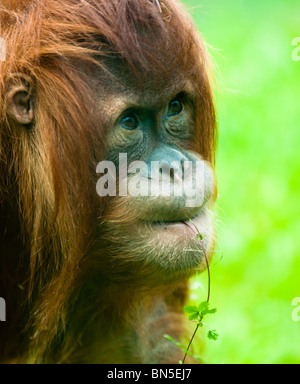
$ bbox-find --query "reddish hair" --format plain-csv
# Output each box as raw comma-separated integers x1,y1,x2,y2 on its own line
0,0,216,362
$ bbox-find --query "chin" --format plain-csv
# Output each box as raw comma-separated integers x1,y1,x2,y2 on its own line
101,207,214,283
146,209,214,274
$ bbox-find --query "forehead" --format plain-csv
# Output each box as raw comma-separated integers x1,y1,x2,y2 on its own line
97,76,194,122
95,61,194,116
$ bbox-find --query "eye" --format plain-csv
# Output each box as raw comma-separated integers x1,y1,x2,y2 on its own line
167,99,183,117
120,114,139,130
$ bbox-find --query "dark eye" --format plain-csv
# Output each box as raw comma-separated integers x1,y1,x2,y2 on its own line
120,114,139,130
167,100,183,117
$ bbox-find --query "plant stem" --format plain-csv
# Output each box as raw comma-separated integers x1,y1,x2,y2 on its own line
182,221,212,363
182,323,200,364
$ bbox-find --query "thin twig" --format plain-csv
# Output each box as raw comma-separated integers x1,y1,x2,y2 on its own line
181,221,212,363
182,323,200,364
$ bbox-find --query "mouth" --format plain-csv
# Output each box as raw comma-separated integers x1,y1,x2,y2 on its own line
150,209,206,239
152,208,204,226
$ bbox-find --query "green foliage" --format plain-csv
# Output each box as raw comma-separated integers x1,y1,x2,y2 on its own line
182,0,300,364
165,224,219,364
207,330,219,341
184,302,217,322
163,335,203,363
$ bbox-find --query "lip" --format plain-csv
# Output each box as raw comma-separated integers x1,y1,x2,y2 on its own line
151,209,205,231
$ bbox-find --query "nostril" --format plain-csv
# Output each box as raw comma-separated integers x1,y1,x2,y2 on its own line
159,161,178,181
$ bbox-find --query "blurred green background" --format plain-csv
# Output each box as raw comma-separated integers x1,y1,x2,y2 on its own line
182,0,300,364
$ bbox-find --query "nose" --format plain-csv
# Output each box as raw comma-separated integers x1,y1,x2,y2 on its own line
147,144,190,181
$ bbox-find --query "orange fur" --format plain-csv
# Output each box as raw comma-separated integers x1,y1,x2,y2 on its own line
0,0,216,363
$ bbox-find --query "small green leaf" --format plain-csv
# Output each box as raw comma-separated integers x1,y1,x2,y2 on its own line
164,334,173,342
164,335,182,348
164,334,202,361
207,330,219,341
184,305,199,314
198,302,209,312
196,302,217,317
196,233,204,241
188,313,200,321
202,308,217,317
